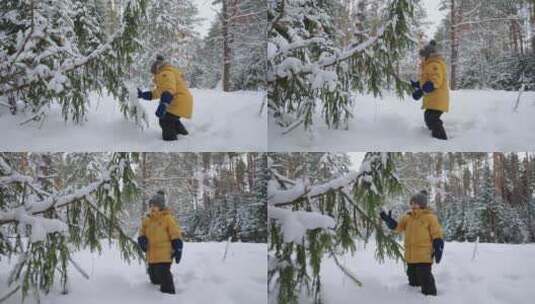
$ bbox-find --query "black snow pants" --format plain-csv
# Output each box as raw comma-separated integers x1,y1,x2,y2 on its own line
148,263,176,294
424,110,448,140
159,112,189,141
407,263,437,296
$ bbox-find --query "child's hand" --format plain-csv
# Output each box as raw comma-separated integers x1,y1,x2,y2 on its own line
171,239,183,264
137,236,148,252
432,238,444,263
422,81,435,93
137,88,152,100
412,89,423,100
379,210,397,230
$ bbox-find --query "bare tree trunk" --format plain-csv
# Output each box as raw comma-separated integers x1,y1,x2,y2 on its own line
493,153,505,201
450,0,458,90
141,153,148,213
222,0,232,92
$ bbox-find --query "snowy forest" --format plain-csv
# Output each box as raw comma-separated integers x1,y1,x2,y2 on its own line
433,0,535,90
391,152,535,244
268,0,535,130
268,152,535,304
267,0,535,151
0,1,267,151
0,152,266,302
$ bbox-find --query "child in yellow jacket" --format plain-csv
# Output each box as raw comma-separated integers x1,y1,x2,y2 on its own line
410,40,450,140
137,55,193,141
137,191,183,294
380,190,444,296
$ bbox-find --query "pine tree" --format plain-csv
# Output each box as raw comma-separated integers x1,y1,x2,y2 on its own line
268,0,416,131
131,0,200,85
268,152,403,304
0,0,147,124
0,152,142,301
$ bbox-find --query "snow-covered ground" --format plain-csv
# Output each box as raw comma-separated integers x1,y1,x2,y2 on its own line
0,89,266,151
0,242,267,304
305,241,535,304
269,90,535,151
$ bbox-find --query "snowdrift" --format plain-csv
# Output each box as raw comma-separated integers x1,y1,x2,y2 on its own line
269,90,535,151
0,242,267,304
0,89,266,152
310,240,535,304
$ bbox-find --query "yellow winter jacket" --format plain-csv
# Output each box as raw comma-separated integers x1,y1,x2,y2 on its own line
151,64,193,119
395,208,443,264
420,54,450,113
139,209,183,264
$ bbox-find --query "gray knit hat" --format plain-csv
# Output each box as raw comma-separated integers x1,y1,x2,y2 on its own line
419,40,437,58
410,190,428,208
149,190,166,209
150,55,166,74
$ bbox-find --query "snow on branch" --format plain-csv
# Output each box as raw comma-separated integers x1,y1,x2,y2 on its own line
272,25,387,79
269,153,389,206
0,158,51,198
268,206,335,243
268,171,362,206
0,170,114,226
15,212,68,243
0,18,127,97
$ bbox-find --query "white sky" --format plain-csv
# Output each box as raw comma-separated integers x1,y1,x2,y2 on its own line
422,0,448,39
193,0,220,38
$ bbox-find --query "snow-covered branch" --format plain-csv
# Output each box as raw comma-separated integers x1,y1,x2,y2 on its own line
0,174,112,226
272,25,387,79
268,171,363,206
268,205,335,243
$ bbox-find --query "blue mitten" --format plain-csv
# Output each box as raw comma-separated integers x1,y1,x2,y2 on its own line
410,80,421,90
155,91,173,118
432,238,444,263
422,81,435,93
412,89,423,100
171,239,183,264
137,236,148,252
379,210,398,230
137,88,152,100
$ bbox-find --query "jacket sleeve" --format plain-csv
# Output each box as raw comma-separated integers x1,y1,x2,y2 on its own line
166,215,183,240
152,71,177,100
395,215,408,233
424,62,444,89
139,218,148,236
428,214,444,240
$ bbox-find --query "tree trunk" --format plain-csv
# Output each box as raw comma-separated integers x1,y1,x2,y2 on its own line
493,153,505,201
222,0,232,92
450,0,458,90
141,153,149,213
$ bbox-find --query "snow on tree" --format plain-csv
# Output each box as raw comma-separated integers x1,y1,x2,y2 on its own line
0,0,147,125
268,152,403,304
268,0,417,131
190,0,266,91
0,153,142,302
393,153,533,244
131,0,201,86
435,0,535,90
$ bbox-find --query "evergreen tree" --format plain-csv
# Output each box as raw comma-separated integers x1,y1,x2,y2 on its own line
268,0,416,131
131,0,201,85
0,152,142,301
0,0,147,123
268,152,403,304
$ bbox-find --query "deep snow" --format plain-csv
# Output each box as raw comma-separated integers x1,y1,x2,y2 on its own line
269,90,535,151
0,242,267,304
300,240,535,304
0,89,266,152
